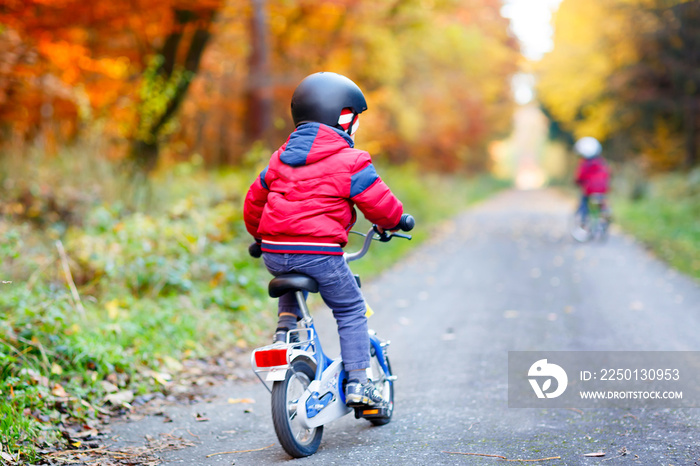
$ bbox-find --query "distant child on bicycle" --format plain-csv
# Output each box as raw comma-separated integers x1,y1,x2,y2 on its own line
243,72,404,407
574,136,611,222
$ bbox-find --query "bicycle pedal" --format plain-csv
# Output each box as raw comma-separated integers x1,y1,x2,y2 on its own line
354,404,391,419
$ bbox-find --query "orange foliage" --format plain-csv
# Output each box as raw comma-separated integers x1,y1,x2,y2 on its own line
175,0,517,171
2,0,516,172
0,0,222,149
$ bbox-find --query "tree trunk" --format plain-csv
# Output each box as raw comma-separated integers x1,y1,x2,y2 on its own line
130,9,215,172
686,98,698,168
246,0,272,142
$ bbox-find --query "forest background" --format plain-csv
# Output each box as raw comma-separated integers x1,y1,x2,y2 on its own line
0,0,698,462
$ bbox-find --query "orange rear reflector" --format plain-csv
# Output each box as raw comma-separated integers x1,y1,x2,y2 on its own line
254,348,288,367
362,409,379,415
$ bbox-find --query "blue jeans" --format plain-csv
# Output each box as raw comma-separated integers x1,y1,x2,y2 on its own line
577,194,590,222
262,253,369,371
578,194,609,223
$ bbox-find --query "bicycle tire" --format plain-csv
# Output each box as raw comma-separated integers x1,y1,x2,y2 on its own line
570,212,591,243
271,359,323,458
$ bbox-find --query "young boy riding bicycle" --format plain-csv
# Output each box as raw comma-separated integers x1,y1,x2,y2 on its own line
574,136,611,223
243,72,405,407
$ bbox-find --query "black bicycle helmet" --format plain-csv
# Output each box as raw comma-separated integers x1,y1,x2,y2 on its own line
291,72,367,132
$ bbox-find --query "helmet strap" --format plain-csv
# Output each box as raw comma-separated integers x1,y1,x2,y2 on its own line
347,112,359,136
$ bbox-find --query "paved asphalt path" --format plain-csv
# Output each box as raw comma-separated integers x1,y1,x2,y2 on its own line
111,189,700,465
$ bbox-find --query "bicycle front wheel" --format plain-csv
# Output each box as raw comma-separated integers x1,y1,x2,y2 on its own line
271,359,323,458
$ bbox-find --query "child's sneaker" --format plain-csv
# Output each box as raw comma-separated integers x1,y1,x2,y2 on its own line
345,379,385,407
272,328,299,344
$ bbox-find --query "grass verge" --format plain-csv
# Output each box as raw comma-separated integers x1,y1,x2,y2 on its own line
612,171,700,281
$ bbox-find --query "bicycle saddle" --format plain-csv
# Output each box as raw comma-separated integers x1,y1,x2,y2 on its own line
268,273,319,298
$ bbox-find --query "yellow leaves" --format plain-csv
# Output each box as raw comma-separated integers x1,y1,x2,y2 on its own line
575,98,617,141
228,397,255,404
537,0,643,138
100,380,118,393
639,118,685,171
209,270,225,287
162,355,183,373
103,389,134,406
50,363,63,376
106,299,121,319
149,371,172,386
51,383,69,398
169,197,195,218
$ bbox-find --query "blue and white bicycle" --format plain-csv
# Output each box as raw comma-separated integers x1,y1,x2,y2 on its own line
250,215,414,458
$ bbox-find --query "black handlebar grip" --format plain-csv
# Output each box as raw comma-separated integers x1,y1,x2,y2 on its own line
249,242,262,258
398,213,415,232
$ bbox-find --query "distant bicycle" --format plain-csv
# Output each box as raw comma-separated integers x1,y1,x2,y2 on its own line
570,194,610,242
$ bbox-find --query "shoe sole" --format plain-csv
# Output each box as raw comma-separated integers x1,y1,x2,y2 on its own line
346,394,384,408
346,395,370,407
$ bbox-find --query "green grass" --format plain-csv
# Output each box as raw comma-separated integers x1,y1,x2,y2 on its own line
0,149,507,461
612,171,700,280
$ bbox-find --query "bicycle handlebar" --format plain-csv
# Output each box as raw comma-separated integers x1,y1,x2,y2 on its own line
345,214,415,263
248,213,415,261
397,213,415,232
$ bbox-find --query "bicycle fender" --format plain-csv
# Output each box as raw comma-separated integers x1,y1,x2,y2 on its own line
265,368,287,382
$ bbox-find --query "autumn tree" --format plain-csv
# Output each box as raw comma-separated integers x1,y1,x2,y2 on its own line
0,0,223,169
2,0,517,173
536,0,699,171
177,0,518,171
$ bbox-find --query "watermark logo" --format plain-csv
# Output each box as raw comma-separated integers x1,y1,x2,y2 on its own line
528,359,568,399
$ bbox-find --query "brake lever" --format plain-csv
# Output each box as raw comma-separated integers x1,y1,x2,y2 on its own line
373,226,392,242
372,226,412,242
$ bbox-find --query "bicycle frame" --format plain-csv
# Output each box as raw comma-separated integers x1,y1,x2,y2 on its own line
571,194,610,242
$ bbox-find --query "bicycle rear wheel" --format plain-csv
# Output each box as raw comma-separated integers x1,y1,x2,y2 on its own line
570,212,591,242
588,196,609,241
271,359,323,458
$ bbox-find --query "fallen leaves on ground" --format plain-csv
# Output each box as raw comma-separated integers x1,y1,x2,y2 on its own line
104,390,134,407
443,451,561,462
44,432,195,465
205,444,274,458
227,397,255,404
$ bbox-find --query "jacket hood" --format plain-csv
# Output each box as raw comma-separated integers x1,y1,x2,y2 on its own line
279,122,354,167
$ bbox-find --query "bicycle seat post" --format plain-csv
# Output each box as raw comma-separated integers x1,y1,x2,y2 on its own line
295,290,313,326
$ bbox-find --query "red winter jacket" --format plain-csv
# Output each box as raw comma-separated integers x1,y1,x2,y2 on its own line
244,122,403,255
575,157,610,195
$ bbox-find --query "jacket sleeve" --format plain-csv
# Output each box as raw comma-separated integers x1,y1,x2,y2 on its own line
243,166,270,240
349,155,403,229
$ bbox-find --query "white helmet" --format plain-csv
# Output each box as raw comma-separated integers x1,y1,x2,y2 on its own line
574,137,602,159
